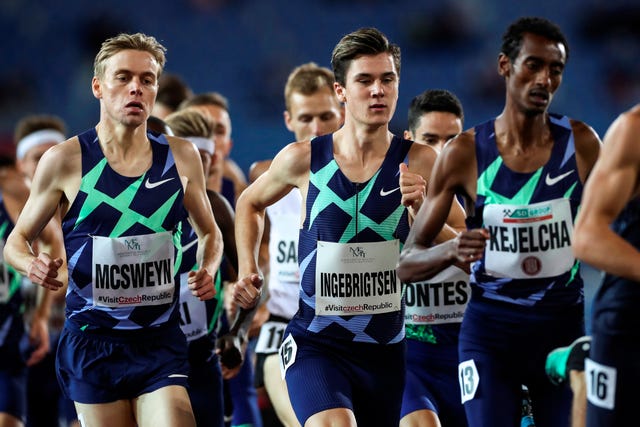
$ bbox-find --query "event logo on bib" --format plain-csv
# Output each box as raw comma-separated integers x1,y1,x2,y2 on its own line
484,199,575,279
92,232,175,307
315,240,401,315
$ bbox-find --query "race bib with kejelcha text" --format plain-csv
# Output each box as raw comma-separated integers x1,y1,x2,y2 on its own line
405,265,469,325
483,199,574,279
315,240,401,316
92,232,175,308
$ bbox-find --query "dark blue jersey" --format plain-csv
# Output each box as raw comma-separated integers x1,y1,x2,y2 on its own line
595,197,640,311
290,134,411,344
62,129,187,330
467,114,584,308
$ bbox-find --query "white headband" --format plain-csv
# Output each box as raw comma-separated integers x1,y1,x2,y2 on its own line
16,129,66,160
186,136,215,156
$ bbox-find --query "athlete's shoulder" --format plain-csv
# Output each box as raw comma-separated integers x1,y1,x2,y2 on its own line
273,140,311,175
608,105,640,139
568,118,601,147
47,135,81,156
39,136,81,176
567,118,602,181
451,126,476,146
165,134,202,166
165,134,196,151
249,159,272,183
406,139,437,179
433,128,478,193
599,105,640,162
441,128,476,162
624,103,640,120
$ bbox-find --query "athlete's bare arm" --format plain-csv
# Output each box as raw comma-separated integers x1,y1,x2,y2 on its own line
401,143,433,220
248,159,272,183
248,159,273,279
403,141,465,242
4,139,80,289
573,107,640,280
570,119,602,184
397,131,485,282
25,214,68,366
170,136,223,301
207,189,237,277
0,169,67,366
233,141,310,309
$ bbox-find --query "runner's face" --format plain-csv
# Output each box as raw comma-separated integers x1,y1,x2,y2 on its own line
93,49,160,128
336,53,399,127
285,87,343,141
406,111,462,152
189,104,233,158
501,32,566,116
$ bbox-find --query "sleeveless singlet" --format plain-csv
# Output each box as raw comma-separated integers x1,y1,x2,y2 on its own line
595,197,640,310
289,134,411,345
62,129,187,330
467,113,584,308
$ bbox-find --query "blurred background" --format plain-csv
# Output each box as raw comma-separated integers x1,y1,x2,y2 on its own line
1,0,639,174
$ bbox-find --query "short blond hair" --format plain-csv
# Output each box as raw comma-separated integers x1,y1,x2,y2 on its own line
284,63,336,113
179,91,229,112
93,33,167,79
164,109,214,139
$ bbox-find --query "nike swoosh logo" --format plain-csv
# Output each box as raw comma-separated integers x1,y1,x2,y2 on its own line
380,187,401,197
168,374,188,378
182,238,198,253
144,177,175,189
545,170,574,186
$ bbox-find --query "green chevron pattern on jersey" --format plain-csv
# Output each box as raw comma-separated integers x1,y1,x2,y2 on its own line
478,156,578,206
309,161,406,243
75,158,182,237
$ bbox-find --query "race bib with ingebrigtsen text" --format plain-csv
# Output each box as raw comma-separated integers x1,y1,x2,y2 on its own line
315,240,401,316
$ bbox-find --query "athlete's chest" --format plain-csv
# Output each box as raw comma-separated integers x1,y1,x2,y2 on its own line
332,155,386,184
495,143,554,174
96,136,153,175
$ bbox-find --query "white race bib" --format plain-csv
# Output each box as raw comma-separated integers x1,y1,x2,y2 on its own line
269,212,300,285
178,272,208,341
586,358,617,410
484,199,574,278
92,232,175,307
459,359,480,404
315,240,401,316
255,320,288,354
279,333,298,380
405,266,469,325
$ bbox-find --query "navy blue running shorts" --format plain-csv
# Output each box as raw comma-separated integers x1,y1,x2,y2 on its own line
283,330,406,426
56,319,189,404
